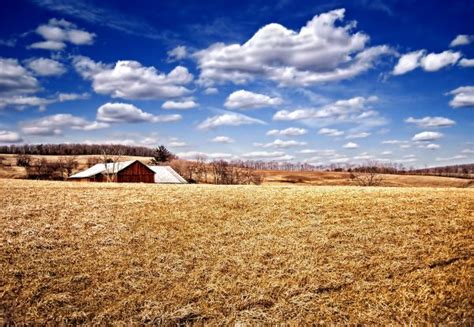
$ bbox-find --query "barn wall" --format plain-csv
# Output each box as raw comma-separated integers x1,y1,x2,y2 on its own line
117,161,154,183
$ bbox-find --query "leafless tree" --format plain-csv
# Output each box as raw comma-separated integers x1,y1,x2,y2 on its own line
101,146,124,182
58,156,78,180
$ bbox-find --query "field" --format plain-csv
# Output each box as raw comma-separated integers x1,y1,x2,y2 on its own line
0,154,472,188
1,179,473,324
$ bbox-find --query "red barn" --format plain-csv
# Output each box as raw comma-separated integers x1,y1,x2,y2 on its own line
69,160,155,183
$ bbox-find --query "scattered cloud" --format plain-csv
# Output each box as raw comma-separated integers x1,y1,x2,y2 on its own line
0,130,23,143
254,138,306,148
241,151,294,160
29,18,95,50
343,142,359,149
346,131,371,139
167,46,188,61
461,149,474,154
97,102,181,123
25,57,66,76
448,86,474,108
20,113,108,135
450,34,473,47
266,127,307,136
203,87,218,95
177,151,233,160
392,50,425,75
318,128,344,137
0,58,39,97
57,92,89,102
224,90,282,109
195,9,392,86
419,143,440,150
72,56,193,100
435,155,467,161
458,58,474,67
405,116,455,128
212,136,234,143
393,50,461,75
162,99,198,110
197,112,265,130
412,131,443,142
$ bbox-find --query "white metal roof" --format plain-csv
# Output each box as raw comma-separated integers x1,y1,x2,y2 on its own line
148,166,188,183
69,160,136,178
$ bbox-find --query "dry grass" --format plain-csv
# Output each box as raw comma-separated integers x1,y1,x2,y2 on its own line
1,179,473,325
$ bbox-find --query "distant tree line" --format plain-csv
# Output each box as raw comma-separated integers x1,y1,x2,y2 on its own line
0,144,155,157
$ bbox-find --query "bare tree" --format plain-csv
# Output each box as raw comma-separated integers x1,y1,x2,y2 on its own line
58,156,78,180
16,154,32,167
101,146,124,182
349,161,385,186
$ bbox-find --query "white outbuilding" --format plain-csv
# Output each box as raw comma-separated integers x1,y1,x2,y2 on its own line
148,166,188,184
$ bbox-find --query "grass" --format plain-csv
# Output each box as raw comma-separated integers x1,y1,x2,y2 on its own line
1,179,473,324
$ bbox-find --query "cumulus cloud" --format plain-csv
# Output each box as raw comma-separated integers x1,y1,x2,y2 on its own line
419,143,440,150
299,149,337,156
0,130,23,143
224,90,282,109
96,102,181,123
393,50,461,75
450,34,473,47
273,96,383,127
448,86,474,108
195,9,392,86
204,87,218,95
392,50,425,75
20,113,108,135
241,151,294,160
346,131,371,139
177,151,233,160
343,142,359,149
461,149,474,154
266,127,307,136
30,18,95,50
254,138,306,148
167,46,187,61
0,58,39,96
197,112,265,130
435,155,467,161
212,136,234,143
162,99,198,110
405,116,455,128
58,92,89,102
25,57,66,76
72,56,193,100
318,128,344,136
459,58,474,67
412,131,443,142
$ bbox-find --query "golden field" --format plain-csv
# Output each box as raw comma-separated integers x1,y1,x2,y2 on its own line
1,179,473,325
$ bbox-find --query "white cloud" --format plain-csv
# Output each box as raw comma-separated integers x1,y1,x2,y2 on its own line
177,151,233,160
162,99,198,110
0,130,23,143
167,46,187,61
0,58,39,96
381,150,392,155
343,142,359,149
72,56,193,100
195,9,392,86
241,151,293,160
204,87,218,95
30,18,95,50
420,51,461,72
448,86,474,108
459,58,474,67
224,90,282,109
266,127,307,136
254,138,306,148
346,131,371,139
318,128,344,136
393,50,461,75
273,96,383,127
212,136,234,143
299,149,337,156
392,50,425,75
382,139,409,145
0,92,89,111
58,92,89,102
461,149,474,154
412,131,443,142
435,155,467,162
420,143,440,150
197,112,265,130
405,116,455,128
97,102,181,123
20,113,108,135
169,141,188,147
330,157,350,163
25,57,66,76
450,34,473,47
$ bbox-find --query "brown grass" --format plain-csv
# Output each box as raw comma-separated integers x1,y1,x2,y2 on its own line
1,179,473,324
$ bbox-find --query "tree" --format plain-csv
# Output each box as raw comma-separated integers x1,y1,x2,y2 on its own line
149,145,175,165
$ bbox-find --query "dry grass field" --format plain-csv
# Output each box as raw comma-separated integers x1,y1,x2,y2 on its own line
1,179,473,325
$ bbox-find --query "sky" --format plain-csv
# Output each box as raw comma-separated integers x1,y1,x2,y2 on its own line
0,0,473,168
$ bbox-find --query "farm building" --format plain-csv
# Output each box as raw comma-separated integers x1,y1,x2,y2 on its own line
69,160,186,184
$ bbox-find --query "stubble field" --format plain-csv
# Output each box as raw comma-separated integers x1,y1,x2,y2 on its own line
1,179,473,325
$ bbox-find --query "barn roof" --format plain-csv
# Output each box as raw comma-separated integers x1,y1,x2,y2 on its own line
148,166,188,183
69,160,136,178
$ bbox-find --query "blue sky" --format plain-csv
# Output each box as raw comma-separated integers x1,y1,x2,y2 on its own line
0,0,473,167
